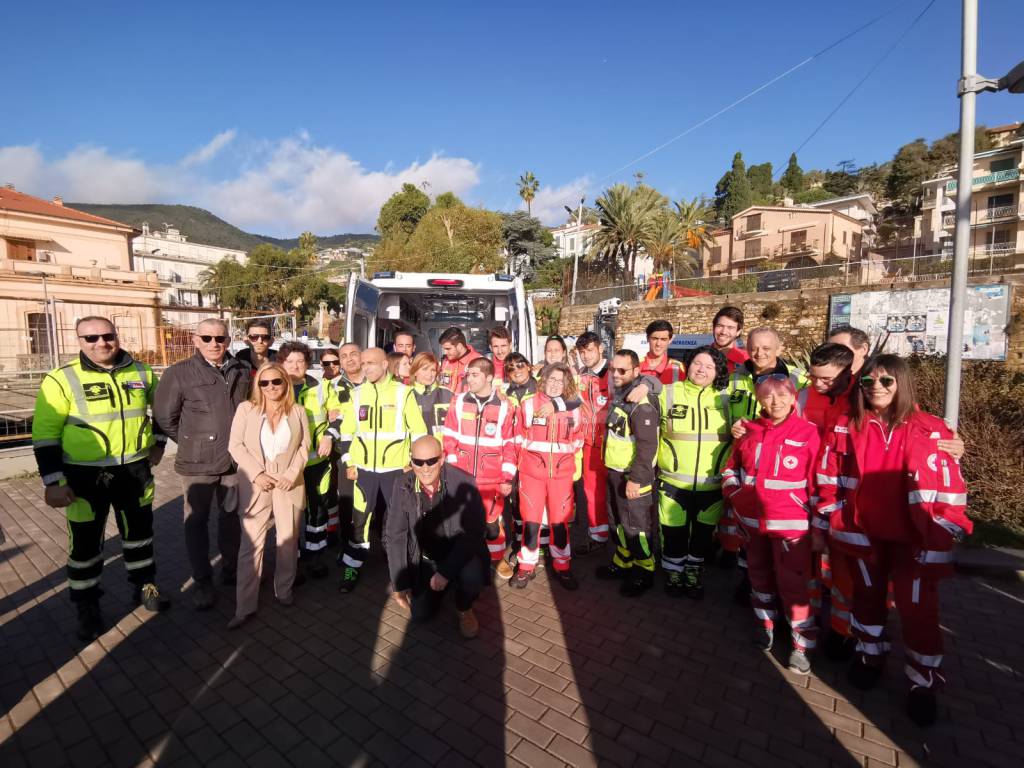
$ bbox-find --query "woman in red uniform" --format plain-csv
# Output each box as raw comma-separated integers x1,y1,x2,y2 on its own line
816,354,970,727
511,362,584,591
723,375,820,674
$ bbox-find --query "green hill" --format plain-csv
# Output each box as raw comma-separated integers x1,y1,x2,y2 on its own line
68,203,378,253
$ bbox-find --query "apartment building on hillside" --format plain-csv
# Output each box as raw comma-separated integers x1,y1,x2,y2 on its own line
919,138,1024,268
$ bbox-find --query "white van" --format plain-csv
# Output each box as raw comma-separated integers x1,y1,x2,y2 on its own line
345,272,540,360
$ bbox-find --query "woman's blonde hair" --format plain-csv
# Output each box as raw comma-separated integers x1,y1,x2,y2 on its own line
249,362,295,416
409,352,439,381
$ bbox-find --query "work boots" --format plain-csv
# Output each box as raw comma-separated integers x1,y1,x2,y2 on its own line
75,601,103,643
620,567,653,597
133,583,171,613
683,564,705,600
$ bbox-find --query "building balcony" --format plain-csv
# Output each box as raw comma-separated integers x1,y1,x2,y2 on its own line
941,242,1017,259
945,168,1020,192
769,239,821,259
942,204,1023,228
0,258,160,287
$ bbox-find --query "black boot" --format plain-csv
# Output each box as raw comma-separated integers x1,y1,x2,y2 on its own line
683,564,705,600
733,571,751,606
133,583,171,613
847,656,885,691
620,567,653,597
823,631,858,662
906,687,938,727
75,601,102,642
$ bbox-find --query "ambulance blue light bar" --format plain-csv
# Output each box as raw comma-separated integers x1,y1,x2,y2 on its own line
373,271,396,279
494,273,514,281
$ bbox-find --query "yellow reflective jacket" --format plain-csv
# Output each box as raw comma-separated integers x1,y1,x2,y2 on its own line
339,375,428,472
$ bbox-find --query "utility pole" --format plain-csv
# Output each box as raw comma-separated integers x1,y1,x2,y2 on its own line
569,197,584,305
944,0,1024,429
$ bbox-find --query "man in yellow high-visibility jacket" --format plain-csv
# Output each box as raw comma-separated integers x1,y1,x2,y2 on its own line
337,347,427,593
32,316,171,642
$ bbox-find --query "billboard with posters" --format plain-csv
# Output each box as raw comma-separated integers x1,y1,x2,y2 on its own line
827,284,1010,361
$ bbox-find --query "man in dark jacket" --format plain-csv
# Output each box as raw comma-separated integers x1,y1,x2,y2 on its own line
154,318,251,609
234,318,276,374
384,436,488,639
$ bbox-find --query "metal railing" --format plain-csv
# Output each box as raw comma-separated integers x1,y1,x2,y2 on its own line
942,204,1023,227
946,167,1020,191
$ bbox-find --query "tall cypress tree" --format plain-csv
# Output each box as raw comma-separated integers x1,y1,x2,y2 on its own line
780,153,805,194
721,152,753,221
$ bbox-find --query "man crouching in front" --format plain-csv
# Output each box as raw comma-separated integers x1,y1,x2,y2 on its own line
384,436,489,639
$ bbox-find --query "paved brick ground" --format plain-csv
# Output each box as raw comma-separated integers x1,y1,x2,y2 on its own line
1,464,1022,767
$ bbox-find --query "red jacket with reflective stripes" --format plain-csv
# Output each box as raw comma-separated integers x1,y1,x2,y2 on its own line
797,382,852,438
815,410,971,577
439,346,482,394
639,354,684,385
722,411,820,539
515,393,583,481
442,390,518,484
578,364,612,448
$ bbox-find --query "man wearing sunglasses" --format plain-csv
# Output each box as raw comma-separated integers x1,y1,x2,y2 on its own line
155,318,250,609
235,319,276,374
33,316,171,641
384,436,488,639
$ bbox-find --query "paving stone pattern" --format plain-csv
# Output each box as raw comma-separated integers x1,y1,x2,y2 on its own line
1,465,1022,767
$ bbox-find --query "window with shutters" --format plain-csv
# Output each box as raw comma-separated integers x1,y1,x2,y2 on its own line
790,230,807,251
5,238,36,261
744,239,761,260
747,213,762,232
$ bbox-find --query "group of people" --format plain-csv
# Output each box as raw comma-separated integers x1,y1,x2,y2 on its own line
32,306,971,727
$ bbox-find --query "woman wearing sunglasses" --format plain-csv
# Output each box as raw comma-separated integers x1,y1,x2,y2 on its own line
817,354,970,727
722,374,820,674
227,363,311,629
410,353,454,439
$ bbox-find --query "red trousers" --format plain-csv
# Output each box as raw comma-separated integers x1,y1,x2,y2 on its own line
518,473,574,573
479,484,506,563
746,532,817,650
580,442,609,542
850,540,944,690
817,549,855,637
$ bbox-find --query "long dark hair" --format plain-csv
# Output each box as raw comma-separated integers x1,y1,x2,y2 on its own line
850,354,917,429
683,345,729,391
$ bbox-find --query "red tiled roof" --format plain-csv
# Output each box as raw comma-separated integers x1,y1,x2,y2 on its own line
0,187,132,230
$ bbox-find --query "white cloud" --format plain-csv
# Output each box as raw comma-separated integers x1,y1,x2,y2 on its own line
526,176,592,225
0,132,481,235
181,129,237,167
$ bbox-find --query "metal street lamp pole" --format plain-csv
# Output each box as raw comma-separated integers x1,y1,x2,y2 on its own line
569,197,584,305
943,1,1024,429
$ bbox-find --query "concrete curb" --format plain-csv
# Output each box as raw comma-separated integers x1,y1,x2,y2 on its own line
955,545,1024,581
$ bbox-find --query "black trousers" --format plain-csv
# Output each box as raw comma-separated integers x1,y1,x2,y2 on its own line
64,461,157,603
342,469,400,569
303,461,331,555
606,470,656,572
411,557,484,619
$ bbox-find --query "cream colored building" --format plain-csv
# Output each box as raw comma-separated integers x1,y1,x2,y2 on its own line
131,222,246,327
920,139,1023,267
705,204,865,276
0,186,162,371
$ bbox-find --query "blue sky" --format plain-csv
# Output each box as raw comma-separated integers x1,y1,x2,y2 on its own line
2,0,1022,235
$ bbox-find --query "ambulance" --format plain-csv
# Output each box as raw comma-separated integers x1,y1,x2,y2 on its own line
345,272,540,360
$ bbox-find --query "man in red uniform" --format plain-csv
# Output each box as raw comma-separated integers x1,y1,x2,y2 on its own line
639,320,685,384
574,332,612,554
487,326,513,385
711,306,749,373
443,358,518,579
439,327,482,394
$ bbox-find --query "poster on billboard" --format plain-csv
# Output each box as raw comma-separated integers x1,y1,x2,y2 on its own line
827,284,1010,360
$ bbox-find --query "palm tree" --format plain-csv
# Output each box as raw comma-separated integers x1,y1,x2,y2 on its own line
641,210,698,276
517,172,539,216
590,183,666,281
198,257,246,307
674,196,717,270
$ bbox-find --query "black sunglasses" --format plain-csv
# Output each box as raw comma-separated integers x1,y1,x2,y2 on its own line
321,359,340,366
611,366,632,375
509,362,529,370
411,456,441,467
198,335,228,344
860,375,896,389
248,334,271,342
258,378,285,388
78,333,117,343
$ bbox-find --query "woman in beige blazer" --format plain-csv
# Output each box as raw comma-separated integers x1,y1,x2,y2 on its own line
227,362,310,629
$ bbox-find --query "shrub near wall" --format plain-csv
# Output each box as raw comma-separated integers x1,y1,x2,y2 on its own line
910,357,1024,536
